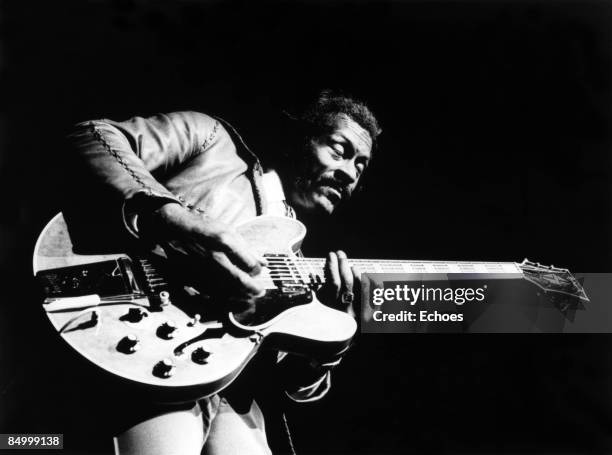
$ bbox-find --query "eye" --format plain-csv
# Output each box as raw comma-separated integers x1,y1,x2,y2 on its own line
329,141,344,157
355,158,368,176
355,163,367,177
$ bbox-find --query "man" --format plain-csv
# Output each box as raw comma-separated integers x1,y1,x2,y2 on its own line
66,90,381,454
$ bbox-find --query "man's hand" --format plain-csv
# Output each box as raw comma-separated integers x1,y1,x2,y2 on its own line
139,202,265,297
318,250,360,319
282,250,359,396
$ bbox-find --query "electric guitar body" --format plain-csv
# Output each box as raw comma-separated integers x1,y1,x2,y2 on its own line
33,213,588,401
33,213,357,402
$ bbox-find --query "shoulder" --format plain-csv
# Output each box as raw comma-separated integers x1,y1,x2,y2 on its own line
165,111,231,144
165,111,216,126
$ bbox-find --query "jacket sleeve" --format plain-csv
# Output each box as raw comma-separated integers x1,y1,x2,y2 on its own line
67,111,221,235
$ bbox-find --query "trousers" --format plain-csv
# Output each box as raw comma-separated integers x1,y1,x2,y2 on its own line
113,395,272,455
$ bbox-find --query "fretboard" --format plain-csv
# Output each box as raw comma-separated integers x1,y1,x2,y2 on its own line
260,255,588,301
299,259,523,275
262,255,524,285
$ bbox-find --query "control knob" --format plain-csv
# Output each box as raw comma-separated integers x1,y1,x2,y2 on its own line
191,347,211,364
120,308,148,323
157,321,178,339
116,334,140,354
153,358,175,378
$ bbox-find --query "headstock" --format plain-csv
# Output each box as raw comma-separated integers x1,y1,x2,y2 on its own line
518,259,588,302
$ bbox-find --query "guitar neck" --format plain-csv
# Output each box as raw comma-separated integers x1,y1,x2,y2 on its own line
294,258,524,276
263,255,587,301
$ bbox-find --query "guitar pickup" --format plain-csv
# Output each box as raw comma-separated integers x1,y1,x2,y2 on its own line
281,285,311,294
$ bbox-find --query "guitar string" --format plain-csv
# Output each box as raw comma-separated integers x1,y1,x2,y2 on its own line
290,258,518,267
265,258,516,267
256,257,522,285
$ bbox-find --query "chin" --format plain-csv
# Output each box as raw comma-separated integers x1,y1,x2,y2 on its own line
312,195,336,215
291,192,336,216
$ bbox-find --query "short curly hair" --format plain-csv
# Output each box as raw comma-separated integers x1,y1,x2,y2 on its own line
291,90,382,148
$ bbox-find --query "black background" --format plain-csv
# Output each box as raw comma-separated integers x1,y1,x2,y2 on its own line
2,0,612,453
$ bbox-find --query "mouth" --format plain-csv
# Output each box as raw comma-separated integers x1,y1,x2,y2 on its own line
320,185,343,204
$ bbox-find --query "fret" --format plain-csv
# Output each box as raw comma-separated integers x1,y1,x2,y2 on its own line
284,258,524,276
253,256,585,302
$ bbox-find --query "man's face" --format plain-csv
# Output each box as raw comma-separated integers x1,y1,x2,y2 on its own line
289,114,373,215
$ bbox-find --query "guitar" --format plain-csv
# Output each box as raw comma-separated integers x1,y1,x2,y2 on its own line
33,213,588,401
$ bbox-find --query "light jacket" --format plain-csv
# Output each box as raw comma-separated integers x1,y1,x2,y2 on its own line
68,111,269,232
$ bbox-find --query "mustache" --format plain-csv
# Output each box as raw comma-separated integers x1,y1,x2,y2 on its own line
318,177,352,199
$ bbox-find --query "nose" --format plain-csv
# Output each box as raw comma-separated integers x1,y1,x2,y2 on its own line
335,159,358,185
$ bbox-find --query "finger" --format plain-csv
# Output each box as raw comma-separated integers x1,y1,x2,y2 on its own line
180,240,264,295
183,214,265,275
210,231,263,277
350,266,362,319
211,251,265,296
351,265,362,291
324,251,341,299
189,238,265,275
337,250,353,293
